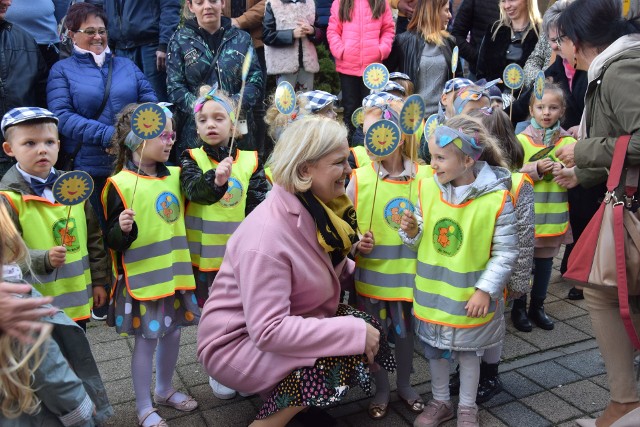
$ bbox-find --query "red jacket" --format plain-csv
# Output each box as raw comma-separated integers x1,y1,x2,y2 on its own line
327,0,395,76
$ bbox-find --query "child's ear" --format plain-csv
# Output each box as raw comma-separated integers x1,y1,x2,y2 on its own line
2,141,14,157
465,155,475,169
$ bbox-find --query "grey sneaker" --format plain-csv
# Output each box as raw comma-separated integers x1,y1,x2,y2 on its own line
413,399,454,427
457,405,479,427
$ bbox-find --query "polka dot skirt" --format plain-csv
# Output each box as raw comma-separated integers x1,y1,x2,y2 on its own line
107,275,200,339
256,304,396,419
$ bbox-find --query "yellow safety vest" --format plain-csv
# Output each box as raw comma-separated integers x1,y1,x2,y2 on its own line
103,167,195,300
350,145,371,168
0,192,92,321
352,162,430,301
518,134,573,237
510,172,533,207
185,148,258,271
264,166,273,184
414,178,508,328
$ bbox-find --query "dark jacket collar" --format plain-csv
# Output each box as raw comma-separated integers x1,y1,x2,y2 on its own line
124,160,172,178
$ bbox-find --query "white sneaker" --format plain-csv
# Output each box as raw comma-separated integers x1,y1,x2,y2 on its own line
239,391,254,398
209,377,236,400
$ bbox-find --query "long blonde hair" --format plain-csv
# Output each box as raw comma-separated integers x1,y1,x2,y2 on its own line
492,0,542,40
407,0,450,46
0,203,52,419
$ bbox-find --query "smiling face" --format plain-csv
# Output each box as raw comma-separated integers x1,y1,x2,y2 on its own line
3,122,59,179
428,136,475,187
71,14,107,55
501,0,527,23
530,91,565,129
135,121,175,164
439,2,452,30
303,141,352,204
196,100,233,147
188,0,224,33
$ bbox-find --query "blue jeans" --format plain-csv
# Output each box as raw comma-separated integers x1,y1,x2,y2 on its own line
116,44,167,101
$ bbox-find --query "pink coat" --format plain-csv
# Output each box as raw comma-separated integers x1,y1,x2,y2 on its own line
327,0,395,76
196,185,368,395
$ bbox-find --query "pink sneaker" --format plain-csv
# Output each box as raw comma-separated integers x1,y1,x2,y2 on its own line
413,399,454,427
457,405,479,427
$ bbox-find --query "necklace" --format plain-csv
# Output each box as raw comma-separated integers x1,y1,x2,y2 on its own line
511,22,530,32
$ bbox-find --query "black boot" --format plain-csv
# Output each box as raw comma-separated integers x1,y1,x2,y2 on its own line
511,296,532,332
449,364,460,396
528,297,554,330
476,362,503,404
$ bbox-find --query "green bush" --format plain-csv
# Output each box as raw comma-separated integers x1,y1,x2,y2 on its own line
314,44,340,96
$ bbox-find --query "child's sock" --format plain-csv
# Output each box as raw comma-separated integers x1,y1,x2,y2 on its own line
395,332,420,401
458,351,481,407
132,336,160,425
155,328,182,400
429,357,451,402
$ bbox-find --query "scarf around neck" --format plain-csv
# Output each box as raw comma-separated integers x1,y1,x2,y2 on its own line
296,192,359,266
523,118,571,146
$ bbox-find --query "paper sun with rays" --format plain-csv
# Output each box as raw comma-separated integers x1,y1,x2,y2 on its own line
363,63,389,90
452,46,459,74
351,107,364,128
503,63,524,90
131,103,166,139
365,119,400,158
275,81,296,115
424,114,440,139
400,94,425,135
53,171,94,205
534,70,545,100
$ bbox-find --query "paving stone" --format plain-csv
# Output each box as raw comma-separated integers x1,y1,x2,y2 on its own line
103,401,137,426
344,406,409,426
521,391,584,423
556,348,606,377
104,377,136,405
565,315,594,336
91,339,130,363
502,333,539,360
551,379,609,413
326,401,364,419
177,342,199,366
411,353,432,383
201,400,270,426
176,362,209,388
490,401,552,427
518,361,582,388
181,325,198,345
480,390,516,408
544,299,588,321
500,371,544,399
86,322,127,344
168,412,208,427
512,321,590,350
97,357,132,382
590,374,609,390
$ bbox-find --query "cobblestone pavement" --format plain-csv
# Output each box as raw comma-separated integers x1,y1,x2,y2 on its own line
91,255,639,426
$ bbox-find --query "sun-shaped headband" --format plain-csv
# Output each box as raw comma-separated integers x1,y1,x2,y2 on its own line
433,125,483,160
193,83,236,122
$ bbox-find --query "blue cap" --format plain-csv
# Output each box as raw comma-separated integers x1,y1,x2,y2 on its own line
2,107,58,136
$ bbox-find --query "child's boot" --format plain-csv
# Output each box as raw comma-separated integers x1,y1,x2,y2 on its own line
413,399,454,427
457,405,479,427
528,297,554,330
476,361,503,403
511,296,532,332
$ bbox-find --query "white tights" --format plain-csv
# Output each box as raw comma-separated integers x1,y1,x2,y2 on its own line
430,351,480,407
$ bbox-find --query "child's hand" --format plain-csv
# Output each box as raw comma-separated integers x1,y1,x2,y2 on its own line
119,209,135,233
215,156,233,187
49,246,67,268
93,286,107,308
293,26,306,38
400,210,418,238
536,158,555,175
465,289,490,318
358,231,375,255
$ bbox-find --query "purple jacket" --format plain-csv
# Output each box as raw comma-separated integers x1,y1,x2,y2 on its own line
197,185,367,395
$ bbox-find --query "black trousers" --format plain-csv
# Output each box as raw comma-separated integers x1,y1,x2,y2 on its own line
339,73,370,140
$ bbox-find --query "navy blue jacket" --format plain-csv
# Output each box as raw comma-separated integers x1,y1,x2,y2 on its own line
104,0,181,52
47,51,157,177
314,0,332,29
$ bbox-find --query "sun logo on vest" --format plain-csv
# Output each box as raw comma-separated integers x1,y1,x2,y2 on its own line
384,198,414,230
220,177,243,208
155,192,180,223
432,218,463,256
53,217,80,253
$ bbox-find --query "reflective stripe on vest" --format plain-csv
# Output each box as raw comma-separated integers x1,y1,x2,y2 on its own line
350,146,371,169
414,178,507,327
102,167,195,300
0,191,93,320
184,148,258,270
518,134,572,237
353,162,430,301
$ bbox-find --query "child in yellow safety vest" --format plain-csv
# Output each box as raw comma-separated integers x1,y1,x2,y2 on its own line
516,82,574,333
180,85,268,400
345,92,431,420
400,115,518,427
0,107,110,330
102,104,200,427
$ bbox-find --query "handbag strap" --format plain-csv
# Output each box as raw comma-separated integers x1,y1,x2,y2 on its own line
614,204,640,349
607,135,632,191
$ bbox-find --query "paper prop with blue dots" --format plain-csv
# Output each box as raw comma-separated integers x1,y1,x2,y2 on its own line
400,94,425,135
275,81,296,115
131,103,167,140
534,70,545,100
365,119,400,158
503,63,525,90
53,171,94,205
363,63,390,91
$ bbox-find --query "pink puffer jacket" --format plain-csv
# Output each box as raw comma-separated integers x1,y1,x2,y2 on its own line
327,0,395,76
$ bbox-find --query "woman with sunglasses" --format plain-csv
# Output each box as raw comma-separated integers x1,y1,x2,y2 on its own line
46,2,157,230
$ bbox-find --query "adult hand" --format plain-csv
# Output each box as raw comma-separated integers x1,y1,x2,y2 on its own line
0,282,57,343
93,286,107,308
555,143,576,168
397,0,416,18
364,323,380,364
156,51,166,71
215,156,233,187
231,18,240,28
465,289,490,318
567,125,580,139
49,246,67,268
554,166,579,189
119,209,135,233
400,210,418,238
358,231,375,255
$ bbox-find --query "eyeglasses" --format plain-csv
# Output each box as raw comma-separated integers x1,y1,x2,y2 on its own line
75,27,107,37
159,131,176,144
549,34,565,47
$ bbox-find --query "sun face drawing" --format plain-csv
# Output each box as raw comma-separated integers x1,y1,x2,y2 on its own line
503,64,524,90
534,71,545,100
53,171,94,205
131,103,166,139
424,114,439,139
365,120,399,158
400,95,425,134
363,63,389,90
451,46,459,74
275,82,296,115
351,107,364,128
